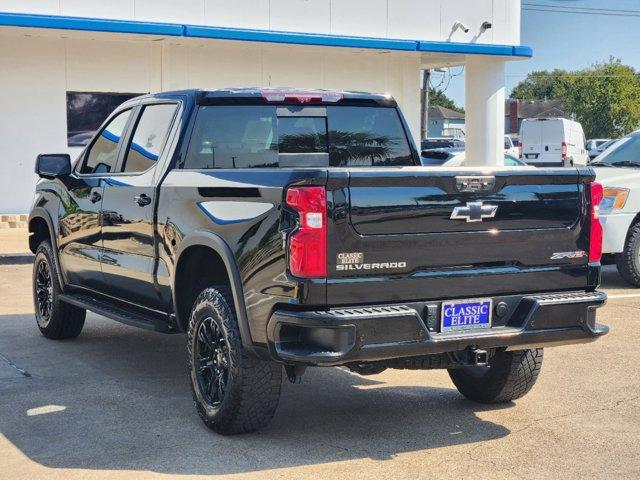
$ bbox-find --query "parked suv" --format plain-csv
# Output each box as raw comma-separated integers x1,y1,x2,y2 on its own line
30,89,608,434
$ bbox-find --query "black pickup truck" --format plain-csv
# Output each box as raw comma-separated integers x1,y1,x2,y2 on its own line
29,88,608,435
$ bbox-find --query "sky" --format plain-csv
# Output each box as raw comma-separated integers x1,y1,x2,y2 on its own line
440,0,640,107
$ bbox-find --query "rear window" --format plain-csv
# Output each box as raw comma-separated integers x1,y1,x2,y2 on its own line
278,117,327,154
328,106,413,167
182,105,414,169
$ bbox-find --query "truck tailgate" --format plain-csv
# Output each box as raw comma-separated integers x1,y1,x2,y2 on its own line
327,167,597,305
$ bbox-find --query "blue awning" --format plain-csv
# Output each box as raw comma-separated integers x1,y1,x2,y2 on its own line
0,11,533,58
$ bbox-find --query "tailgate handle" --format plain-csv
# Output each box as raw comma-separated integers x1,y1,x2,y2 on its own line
455,176,495,193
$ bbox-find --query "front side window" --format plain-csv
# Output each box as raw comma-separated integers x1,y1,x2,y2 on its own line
122,104,177,173
327,106,413,167
80,109,131,174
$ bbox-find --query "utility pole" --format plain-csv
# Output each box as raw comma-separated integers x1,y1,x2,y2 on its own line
420,69,431,142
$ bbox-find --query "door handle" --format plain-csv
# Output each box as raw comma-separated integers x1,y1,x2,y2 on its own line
89,191,102,203
134,194,152,207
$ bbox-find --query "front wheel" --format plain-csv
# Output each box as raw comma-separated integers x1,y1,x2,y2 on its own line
32,241,85,339
448,349,543,403
187,287,282,435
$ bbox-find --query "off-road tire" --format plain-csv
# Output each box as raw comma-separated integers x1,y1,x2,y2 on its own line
616,222,640,287
448,349,543,403
187,287,282,435
32,241,85,339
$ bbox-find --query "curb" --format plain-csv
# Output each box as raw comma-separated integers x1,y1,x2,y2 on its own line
0,253,34,265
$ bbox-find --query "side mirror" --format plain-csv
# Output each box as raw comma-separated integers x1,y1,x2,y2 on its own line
35,154,71,179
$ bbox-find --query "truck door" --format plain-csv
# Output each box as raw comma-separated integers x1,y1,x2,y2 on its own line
99,102,178,309
58,108,133,291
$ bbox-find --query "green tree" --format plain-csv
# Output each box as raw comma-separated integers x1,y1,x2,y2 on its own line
429,87,464,113
568,60,640,138
510,59,640,138
510,69,572,100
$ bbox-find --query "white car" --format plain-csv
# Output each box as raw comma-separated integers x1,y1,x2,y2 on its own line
504,135,519,157
420,148,527,167
587,138,612,160
591,138,618,161
520,118,589,167
591,130,640,285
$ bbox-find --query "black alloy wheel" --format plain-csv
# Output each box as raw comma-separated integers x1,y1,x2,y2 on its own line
194,316,230,408
35,258,53,327
32,240,86,339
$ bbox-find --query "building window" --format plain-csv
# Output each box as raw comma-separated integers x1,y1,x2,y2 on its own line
66,91,142,147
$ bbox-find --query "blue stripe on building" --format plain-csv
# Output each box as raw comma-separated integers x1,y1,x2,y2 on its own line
0,12,533,58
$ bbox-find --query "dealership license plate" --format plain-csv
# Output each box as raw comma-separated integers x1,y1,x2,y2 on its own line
441,299,493,333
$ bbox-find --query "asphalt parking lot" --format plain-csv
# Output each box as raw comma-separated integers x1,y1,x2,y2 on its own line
1,264,639,480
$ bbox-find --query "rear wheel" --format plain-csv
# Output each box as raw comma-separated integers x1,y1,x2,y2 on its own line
448,349,543,403
187,287,282,434
32,241,86,339
616,222,640,287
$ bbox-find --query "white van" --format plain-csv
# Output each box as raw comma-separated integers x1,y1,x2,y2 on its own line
519,118,588,167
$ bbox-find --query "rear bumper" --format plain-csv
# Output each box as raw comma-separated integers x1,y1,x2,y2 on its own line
266,291,608,366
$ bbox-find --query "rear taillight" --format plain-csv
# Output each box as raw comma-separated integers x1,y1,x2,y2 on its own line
589,182,604,263
518,143,523,159
561,141,568,159
286,186,327,278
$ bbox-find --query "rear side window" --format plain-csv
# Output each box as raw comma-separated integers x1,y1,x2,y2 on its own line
327,106,413,167
80,109,131,174
182,104,413,169
122,103,177,173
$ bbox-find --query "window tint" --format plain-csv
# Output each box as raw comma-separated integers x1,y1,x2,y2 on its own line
122,104,177,173
278,117,327,153
327,107,413,167
184,106,277,169
80,109,131,174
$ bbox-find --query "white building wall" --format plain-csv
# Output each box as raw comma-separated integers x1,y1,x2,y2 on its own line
0,0,522,45
0,33,420,213
0,0,523,213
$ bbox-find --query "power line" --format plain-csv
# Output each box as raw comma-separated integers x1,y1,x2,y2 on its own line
504,74,639,78
523,2,640,14
522,3,640,18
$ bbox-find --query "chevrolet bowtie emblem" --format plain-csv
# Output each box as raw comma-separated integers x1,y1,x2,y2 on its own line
450,202,498,223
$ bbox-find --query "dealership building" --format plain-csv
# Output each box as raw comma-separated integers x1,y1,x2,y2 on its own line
0,0,530,214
